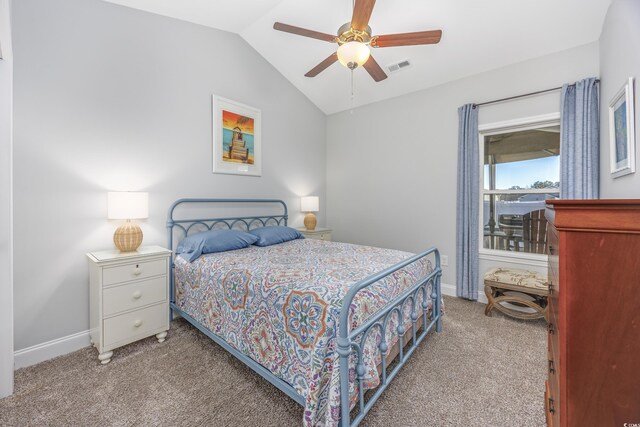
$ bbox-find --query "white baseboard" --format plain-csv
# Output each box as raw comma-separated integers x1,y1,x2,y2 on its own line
477,293,488,304
14,330,90,369
441,282,489,304
441,282,456,297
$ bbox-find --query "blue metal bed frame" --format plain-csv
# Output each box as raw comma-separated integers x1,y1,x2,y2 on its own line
167,198,442,426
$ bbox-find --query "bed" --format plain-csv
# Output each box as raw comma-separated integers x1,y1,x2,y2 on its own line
167,199,442,426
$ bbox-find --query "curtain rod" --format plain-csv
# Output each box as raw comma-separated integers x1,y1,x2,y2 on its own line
473,79,600,108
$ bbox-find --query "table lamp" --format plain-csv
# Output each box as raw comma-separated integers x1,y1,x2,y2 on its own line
107,191,149,252
301,196,319,231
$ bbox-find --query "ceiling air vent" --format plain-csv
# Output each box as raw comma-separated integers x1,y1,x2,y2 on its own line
387,59,412,74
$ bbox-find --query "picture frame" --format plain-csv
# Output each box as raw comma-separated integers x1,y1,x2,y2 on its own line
609,77,636,178
212,95,262,176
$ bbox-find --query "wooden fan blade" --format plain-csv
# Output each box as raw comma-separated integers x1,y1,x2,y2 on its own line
273,22,336,42
351,0,376,31
305,52,339,77
363,55,387,82
372,30,442,48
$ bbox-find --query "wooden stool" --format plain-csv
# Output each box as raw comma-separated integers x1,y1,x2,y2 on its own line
484,267,548,321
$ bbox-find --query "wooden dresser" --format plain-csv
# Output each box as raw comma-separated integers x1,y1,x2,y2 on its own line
545,200,640,426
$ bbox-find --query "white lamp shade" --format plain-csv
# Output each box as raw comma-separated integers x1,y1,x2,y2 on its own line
107,192,149,219
337,41,371,68
301,196,319,213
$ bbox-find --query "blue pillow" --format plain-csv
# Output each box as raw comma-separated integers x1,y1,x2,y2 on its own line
176,229,258,262
249,226,304,247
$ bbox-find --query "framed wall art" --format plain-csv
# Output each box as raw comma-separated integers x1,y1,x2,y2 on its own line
609,77,636,178
212,95,262,176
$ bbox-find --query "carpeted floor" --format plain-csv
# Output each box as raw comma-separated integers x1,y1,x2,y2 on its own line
0,296,547,426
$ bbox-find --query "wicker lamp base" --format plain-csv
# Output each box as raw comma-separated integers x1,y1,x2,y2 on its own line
303,213,317,231
113,220,143,252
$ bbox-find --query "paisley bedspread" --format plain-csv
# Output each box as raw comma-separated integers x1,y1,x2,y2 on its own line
174,238,434,426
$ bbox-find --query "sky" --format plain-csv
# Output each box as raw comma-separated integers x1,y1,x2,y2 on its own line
485,156,560,190
222,110,255,134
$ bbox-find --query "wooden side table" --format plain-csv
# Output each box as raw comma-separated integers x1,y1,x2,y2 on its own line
87,245,172,364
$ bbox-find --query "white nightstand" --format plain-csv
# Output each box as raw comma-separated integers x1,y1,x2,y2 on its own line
298,227,332,241
87,245,172,364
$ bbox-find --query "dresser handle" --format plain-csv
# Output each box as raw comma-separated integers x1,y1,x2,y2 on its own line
548,323,555,334
132,291,142,300
548,283,554,294
548,359,555,374
548,397,555,414
132,265,142,276
133,319,142,328
548,245,555,255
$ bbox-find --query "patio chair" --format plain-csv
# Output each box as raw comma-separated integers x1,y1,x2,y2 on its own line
523,209,548,254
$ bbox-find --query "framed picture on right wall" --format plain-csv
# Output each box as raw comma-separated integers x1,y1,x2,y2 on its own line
609,77,636,178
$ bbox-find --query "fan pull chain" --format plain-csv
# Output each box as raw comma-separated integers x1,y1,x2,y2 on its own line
351,69,355,98
350,70,355,114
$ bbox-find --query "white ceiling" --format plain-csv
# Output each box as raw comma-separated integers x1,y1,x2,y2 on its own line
104,0,612,115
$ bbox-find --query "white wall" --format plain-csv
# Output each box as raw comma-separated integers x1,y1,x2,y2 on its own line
327,43,599,293
0,0,14,397
12,0,326,352
599,0,640,198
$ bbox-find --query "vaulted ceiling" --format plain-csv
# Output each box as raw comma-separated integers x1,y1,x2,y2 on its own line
104,0,611,114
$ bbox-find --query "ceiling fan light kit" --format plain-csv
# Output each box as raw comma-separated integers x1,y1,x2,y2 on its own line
273,0,442,82
337,41,370,70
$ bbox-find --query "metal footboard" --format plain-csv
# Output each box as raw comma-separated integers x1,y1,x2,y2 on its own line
337,247,442,427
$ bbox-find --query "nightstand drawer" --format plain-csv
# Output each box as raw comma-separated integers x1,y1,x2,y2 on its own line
103,276,167,316
102,258,167,286
103,303,167,347
297,228,332,241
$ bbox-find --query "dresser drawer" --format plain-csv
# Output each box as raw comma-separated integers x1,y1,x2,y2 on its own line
545,381,554,427
548,257,559,287
548,343,559,392
549,374,560,426
547,225,558,250
545,378,560,427
103,276,167,316
103,303,168,348
548,315,559,347
548,297,559,335
548,252,559,316
547,226,559,275
102,258,167,286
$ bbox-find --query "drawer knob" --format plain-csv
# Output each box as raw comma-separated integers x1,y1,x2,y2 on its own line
548,323,555,335
133,319,143,328
548,359,555,374
132,265,142,276
132,291,142,300
548,245,555,255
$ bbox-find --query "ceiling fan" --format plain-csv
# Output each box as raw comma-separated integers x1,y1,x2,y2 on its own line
273,0,442,82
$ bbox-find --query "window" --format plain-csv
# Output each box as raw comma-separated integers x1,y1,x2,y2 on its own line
481,121,560,255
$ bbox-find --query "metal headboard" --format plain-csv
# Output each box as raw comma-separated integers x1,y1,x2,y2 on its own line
166,198,288,306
